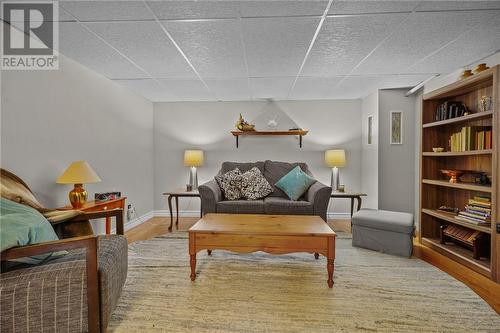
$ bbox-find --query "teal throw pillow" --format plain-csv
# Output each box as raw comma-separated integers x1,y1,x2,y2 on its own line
275,166,316,201
0,198,65,265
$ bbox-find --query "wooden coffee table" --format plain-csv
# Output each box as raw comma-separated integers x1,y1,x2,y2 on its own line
188,213,336,288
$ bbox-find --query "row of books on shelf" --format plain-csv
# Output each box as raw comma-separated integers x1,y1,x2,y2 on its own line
448,126,492,152
455,196,491,227
435,101,469,121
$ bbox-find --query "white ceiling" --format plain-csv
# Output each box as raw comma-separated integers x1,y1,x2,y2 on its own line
14,1,500,101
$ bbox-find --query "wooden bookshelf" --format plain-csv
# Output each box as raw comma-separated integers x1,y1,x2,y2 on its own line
419,65,499,282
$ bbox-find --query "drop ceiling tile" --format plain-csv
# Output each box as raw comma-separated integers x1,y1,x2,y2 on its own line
158,79,215,101
85,21,196,79
146,1,240,20
162,19,247,79
353,11,494,75
206,78,250,101
289,77,344,100
238,1,328,17
60,1,153,21
58,22,145,79
301,14,408,76
329,1,418,15
415,1,500,12
242,17,319,77
407,11,500,74
114,79,177,102
249,77,294,100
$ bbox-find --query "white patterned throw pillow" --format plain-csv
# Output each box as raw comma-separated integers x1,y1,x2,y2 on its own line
241,167,273,200
215,168,243,200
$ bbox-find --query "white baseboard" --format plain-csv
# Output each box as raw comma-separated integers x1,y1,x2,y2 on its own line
327,212,351,220
111,210,155,233
155,210,350,220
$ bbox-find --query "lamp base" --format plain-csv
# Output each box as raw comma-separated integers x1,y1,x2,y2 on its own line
188,167,198,189
69,184,88,209
331,167,340,192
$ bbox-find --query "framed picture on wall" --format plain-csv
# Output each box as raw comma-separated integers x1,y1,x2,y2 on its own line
367,115,373,145
390,111,403,145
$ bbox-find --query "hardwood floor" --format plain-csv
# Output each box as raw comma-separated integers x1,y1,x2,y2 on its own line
125,216,500,314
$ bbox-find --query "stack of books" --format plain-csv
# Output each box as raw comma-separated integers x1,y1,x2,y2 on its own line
449,126,492,152
455,196,492,227
435,101,468,121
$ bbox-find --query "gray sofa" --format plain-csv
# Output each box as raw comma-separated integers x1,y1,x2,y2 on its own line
199,161,332,221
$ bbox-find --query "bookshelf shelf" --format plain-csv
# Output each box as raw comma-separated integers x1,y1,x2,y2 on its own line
422,111,493,128
422,208,491,234
419,64,499,283
422,179,492,193
422,149,493,156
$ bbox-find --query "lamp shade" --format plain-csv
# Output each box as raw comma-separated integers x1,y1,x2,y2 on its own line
56,161,101,184
184,150,204,167
325,149,346,168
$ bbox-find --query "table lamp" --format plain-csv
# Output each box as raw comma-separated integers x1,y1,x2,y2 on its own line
325,149,346,191
184,150,204,189
57,161,101,208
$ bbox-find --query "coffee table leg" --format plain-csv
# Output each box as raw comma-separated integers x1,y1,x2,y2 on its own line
207,250,212,256
190,254,197,281
175,196,179,228
168,195,174,231
314,252,319,259
327,259,334,288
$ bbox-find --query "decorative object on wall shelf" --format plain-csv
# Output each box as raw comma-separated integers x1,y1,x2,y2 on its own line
460,69,473,79
435,101,468,121
440,224,490,260
230,130,308,148
390,111,403,144
56,161,101,209
184,150,204,189
473,63,489,74
440,169,466,184
235,113,255,131
325,149,346,191
432,147,444,153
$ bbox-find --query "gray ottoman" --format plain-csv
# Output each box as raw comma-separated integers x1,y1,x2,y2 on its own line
352,209,414,257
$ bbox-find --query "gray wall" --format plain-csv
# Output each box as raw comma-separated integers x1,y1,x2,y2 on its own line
378,89,416,214
1,55,154,233
154,100,363,216
360,92,379,209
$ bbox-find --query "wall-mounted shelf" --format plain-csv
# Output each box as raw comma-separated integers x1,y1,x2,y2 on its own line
230,130,309,148
422,149,492,156
422,111,493,128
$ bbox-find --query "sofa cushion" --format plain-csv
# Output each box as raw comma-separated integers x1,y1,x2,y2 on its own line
275,166,316,201
264,160,310,198
221,161,264,174
240,167,273,200
217,200,265,214
352,209,414,234
264,197,313,215
215,168,243,200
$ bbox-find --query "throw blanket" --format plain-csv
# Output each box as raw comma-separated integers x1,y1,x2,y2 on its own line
0,169,81,224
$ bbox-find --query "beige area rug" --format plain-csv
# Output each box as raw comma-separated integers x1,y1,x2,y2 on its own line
108,232,499,332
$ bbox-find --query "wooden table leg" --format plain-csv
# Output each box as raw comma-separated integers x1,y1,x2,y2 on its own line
327,259,334,288
350,198,355,217
356,196,362,211
105,216,111,235
314,252,319,259
327,236,335,288
207,250,212,256
175,196,179,228
190,254,197,281
168,195,174,231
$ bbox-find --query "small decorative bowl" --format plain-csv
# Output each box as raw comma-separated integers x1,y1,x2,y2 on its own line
474,63,489,74
432,147,444,153
460,70,473,79
440,169,466,184
240,124,255,131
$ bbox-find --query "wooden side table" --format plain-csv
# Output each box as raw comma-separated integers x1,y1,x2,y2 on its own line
330,192,367,218
59,197,127,234
163,189,202,231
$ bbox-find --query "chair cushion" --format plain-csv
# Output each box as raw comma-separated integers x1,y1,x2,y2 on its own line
352,209,414,234
264,197,313,215
263,160,311,198
0,198,65,265
217,200,265,214
240,167,273,200
215,168,243,200
274,166,316,201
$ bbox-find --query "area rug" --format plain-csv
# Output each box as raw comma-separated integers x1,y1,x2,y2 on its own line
108,232,499,332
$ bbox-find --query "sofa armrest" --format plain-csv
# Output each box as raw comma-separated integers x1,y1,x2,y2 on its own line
198,180,222,214
304,182,332,222
1,236,101,332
